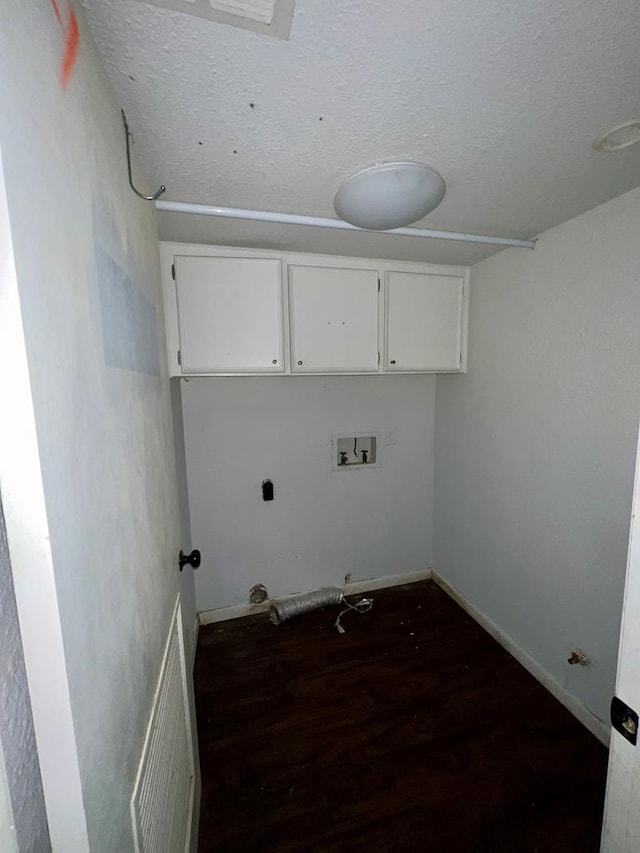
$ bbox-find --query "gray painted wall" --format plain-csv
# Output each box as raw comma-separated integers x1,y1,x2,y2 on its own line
0,750,17,853
0,498,49,852
182,375,435,610
0,3,195,849
434,186,640,725
171,378,198,650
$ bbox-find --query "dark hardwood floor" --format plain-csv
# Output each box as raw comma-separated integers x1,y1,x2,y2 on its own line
194,580,608,852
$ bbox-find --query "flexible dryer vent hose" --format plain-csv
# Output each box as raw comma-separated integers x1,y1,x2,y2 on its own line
269,588,344,625
270,587,373,633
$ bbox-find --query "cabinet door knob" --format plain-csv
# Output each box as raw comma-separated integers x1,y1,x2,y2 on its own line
272,359,278,364
297,360,303,365
390,359,396,365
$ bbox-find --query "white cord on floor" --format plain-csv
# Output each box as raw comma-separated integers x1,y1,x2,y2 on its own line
334,595,373,634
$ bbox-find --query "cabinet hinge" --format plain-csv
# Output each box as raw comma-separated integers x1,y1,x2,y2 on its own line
171,263,176,280
177,350,182,366
378,351,380,366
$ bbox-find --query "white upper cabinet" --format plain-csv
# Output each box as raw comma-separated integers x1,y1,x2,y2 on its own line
162,244,468,376
385,271,465,372
289,265,380,372
174,255,284,373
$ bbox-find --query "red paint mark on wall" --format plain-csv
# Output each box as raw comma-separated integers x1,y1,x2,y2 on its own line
48,0,79,88
49,0,62,24
60,8,79,87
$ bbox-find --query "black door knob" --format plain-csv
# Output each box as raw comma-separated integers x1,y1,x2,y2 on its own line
179,549,201,571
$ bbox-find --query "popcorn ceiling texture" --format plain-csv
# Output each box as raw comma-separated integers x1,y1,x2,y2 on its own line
81,0,640,264
0,499,50,852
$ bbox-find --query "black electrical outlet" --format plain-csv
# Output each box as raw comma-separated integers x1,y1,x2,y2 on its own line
262,479,274,501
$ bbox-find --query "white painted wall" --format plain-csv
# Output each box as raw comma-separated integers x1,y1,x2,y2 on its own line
181,375,435,611
434,186,640,726
0,3,195,850
0,132,88,851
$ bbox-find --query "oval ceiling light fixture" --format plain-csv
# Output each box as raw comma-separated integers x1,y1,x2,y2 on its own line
334,162,446,230
593,119,640,152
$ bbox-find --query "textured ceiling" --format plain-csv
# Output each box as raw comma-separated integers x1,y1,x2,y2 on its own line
80,0,640,264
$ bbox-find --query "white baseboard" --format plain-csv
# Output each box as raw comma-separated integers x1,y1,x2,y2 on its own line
431,571,610,746
344,568,432,596
197,568,432,626
198,599,271,625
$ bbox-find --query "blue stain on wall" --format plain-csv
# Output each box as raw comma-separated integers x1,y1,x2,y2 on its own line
95,245,161,377
92,194,161,377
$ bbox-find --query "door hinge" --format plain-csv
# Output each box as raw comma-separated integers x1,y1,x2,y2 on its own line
611,696,638,745
378,351,380,366
177,350,182,366
171,263,176,280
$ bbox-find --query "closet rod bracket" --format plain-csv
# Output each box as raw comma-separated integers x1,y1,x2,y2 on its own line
122,109,166,201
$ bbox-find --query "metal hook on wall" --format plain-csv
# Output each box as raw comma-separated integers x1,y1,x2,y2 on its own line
122,110,166,201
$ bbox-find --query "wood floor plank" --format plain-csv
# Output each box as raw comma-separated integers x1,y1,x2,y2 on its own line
195,581,608,852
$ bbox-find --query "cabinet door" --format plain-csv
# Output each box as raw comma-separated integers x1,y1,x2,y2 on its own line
175,256,283,373
385,271,464,371
289,265,379,372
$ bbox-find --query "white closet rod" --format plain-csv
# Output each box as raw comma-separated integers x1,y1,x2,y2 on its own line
155,200,537,250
